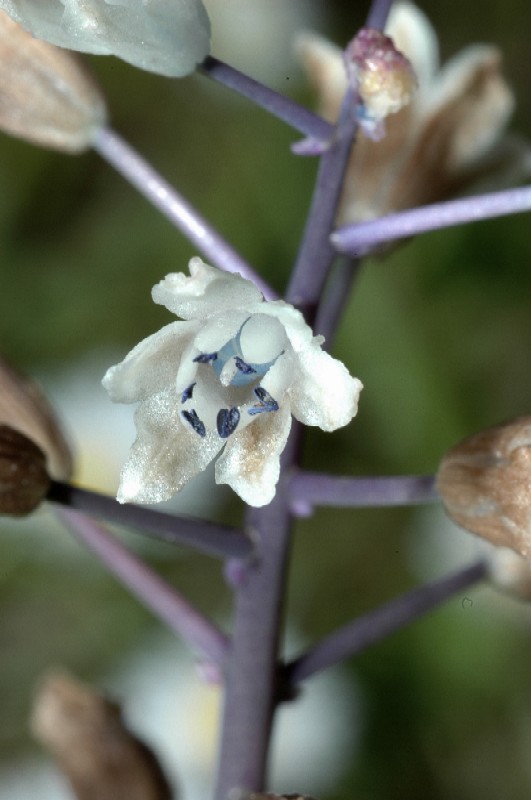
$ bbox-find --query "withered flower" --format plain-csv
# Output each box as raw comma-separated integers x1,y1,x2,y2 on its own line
32,671,173,800
437,417,531,560
0,425,51,515
0,355,72,480
296,1,531,226
0,9,106,152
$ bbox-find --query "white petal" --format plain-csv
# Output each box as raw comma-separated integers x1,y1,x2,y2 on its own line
193,309,250,353
259,300,316,353
294,31,347,122
152,257,264,321
289,344,363,432
215,405,292,507
386,1,439,92
0,0,211,77
117,388,222,503
102,320,198,403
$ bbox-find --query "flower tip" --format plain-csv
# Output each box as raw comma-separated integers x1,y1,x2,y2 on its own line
345,27,417,136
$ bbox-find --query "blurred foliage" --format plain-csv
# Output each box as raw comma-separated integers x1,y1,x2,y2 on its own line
1,1,531,799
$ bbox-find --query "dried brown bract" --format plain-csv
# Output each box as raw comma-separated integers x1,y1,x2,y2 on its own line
0,9,106,152
0,355,73,480
31,671,173,800
437,417,531,559
0,424,50,515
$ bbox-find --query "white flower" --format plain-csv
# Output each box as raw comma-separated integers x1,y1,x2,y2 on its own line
0,0,211,77
103,258,362,508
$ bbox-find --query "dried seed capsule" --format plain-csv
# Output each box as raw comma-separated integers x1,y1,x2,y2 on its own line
0,425,51,515
436,417,531,559
0,355,73,480
32,671,173,800
0,10,106,152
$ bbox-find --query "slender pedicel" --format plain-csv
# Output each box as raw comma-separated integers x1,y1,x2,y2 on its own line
56,507,229,666
285,561,488,685
288,472,439,514
200,56,333,143
332,185,531,255
313,256,362,346
92,126,276,299
365,0,396,31
46,481,252,560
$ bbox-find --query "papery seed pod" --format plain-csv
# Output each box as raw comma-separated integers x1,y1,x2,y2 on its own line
0,424,51,515
486,545,531,601
0,355,73,480
0,10,106,152
32,671,173,800
436,417,531,559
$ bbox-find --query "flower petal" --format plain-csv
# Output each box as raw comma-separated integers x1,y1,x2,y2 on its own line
386,1,439,92
0,0,211,77
152,257,264,321
117,388,222,503
215,405,292,507
289,344,363,432
294,32,346,123
102,320,198,403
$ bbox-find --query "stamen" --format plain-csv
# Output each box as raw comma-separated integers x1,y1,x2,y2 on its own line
181,382,196,403
181,409,206,437
235,357,256,376
248,387,279,416
217,407,240,438
193,352,218,364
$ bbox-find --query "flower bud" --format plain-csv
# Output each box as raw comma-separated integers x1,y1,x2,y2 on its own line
0,355,73,480
345,27,416,140
0,425,50,515
0,10,106,152
436,417,531,559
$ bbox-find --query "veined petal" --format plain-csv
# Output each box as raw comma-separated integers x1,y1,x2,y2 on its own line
425,45,513,169
289,345,363,432
215,405,292,507
117,388,222,503
294,32,346,123
152,257,264,321
386,1,439,94
102,320,198,403
0,0,211,77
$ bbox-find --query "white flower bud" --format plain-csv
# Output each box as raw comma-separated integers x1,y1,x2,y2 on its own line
0,9,106,152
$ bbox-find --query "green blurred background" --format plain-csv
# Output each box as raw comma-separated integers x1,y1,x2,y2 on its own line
2,0,531,798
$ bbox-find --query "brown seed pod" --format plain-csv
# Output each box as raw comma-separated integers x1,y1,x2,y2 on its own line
0,10,106,152
436,417,531,559
0,355,73,480
0,424,51,515
32,671,173,800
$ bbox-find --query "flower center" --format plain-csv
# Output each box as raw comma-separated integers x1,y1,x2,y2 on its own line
180,314,287,439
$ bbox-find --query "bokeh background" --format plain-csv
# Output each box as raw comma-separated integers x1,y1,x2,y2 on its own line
1,0,531,798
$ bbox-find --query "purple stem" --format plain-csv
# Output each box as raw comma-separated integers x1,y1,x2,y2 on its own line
47,480,251,561
332,185,531,255
365,0,396,29
200,56,333,142
285,90,358,310
313,256,362,345
55,507,229,666
285,0,394,311
92,127,276,299
288,472,438,514
286,560,488,685
213,436,298,799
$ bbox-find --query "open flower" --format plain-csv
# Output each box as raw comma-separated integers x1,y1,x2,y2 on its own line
0,0,211,77
103,259,362,507
296,0,531,225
